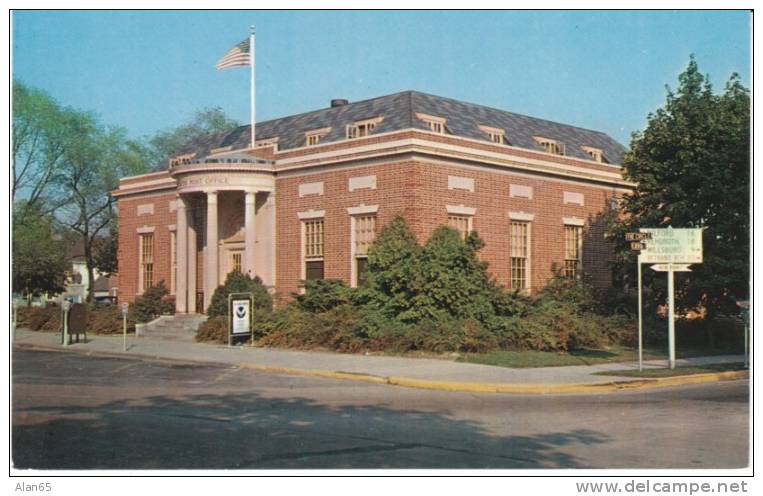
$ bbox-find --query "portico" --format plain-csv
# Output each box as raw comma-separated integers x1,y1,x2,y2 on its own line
169,156,276,314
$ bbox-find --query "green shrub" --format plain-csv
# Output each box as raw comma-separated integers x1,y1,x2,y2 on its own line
361,216,422,323
17,305,60,331
257,304,364,352
537,267,599,315
195,316,228,344
490,288,532,317
132,281,174,323
411,227,496,323
207,271,272,318
295,279,354,313
88,304,134,334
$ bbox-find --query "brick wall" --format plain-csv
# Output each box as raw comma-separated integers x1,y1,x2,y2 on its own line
275,159,619,297
117,191,177,303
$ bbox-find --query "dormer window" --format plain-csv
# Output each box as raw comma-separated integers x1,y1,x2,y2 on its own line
305,127,331,146
347,118,383,139
478,125,508,144
416,113,448,134
534,136,565,156
255,137,279,150
581,146,607,163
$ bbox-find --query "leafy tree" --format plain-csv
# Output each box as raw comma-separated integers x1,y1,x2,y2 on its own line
148,107,240,163
12,203,67,304
92,217,118,277
360,216,422,323
54,120,151,301
609,56,750,317
412,227,495,322
12,81,83,214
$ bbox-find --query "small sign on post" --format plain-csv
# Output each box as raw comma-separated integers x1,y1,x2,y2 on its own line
228,293,253,347
121,302,129,351
12,300,18,341
62,300,71,347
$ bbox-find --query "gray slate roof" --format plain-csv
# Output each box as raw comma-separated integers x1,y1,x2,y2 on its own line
160,90,626,171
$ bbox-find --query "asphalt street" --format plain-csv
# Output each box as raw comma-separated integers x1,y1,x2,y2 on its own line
12,349,749,469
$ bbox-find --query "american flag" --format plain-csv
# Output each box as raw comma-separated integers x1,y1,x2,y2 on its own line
215,38,251,70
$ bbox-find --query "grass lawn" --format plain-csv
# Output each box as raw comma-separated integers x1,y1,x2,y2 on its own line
457,345,742,368
593,362,747,378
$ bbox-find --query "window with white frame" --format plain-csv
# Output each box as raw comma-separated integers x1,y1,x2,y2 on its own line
305,127,331,146
581,146,606,163
139,233,154,292
534,136,566,156
447,214,472,240
303,219,325,280
352,214,376,287
479,125,507,144
564,225,583,278
170,231,176,294
346,118,382,139
510,221,530,291
231,251,242,274
416,113,448,134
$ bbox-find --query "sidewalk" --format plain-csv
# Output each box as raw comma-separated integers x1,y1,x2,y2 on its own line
12,328,747,394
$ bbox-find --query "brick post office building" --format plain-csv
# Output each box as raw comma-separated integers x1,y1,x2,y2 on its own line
113,91,632,314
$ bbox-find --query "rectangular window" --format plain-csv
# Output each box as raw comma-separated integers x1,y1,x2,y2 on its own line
347,118,381,139
170,231,176,294
231,252,242,274
417,113,447,134
304,219,324,280
534,137,566,156
140,233,154,292
353,214,376,286
305,128,330,146
564,225,582,278
426,120,445,134
510,221,529,291
447,214,471,240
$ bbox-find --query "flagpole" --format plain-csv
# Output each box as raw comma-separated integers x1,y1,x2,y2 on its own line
250,26,256,149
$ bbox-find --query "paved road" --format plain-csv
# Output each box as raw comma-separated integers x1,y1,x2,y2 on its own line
12,349,749,470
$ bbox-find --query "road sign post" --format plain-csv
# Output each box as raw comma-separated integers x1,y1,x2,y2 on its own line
667,266,676,369
640,227,703,369
637,261,643,371
122,302,129,352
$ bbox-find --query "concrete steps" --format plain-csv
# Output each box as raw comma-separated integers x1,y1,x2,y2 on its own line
138,314,207,341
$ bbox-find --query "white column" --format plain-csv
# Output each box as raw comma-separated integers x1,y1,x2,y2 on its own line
204,191,219,310
187,203,197,313
175,197,188,314
244,191,257,277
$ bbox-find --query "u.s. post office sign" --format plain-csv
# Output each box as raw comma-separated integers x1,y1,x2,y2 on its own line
638,228,703,264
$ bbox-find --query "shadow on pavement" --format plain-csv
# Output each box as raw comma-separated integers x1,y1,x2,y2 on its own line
13,389,610,469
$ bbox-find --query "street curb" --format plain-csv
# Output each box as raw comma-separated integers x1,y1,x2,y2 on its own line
13,342,748,395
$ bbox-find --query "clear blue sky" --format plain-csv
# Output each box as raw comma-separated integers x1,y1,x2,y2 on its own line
12,10,751,146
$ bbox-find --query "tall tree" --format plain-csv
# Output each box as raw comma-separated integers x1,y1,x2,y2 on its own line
609,56,750,317
12,80,82,214
12,203,68,304
55,121,151,302
148,107,240,163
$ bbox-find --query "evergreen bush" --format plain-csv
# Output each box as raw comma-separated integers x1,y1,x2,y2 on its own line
131,281,174,323
206,271,273,318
